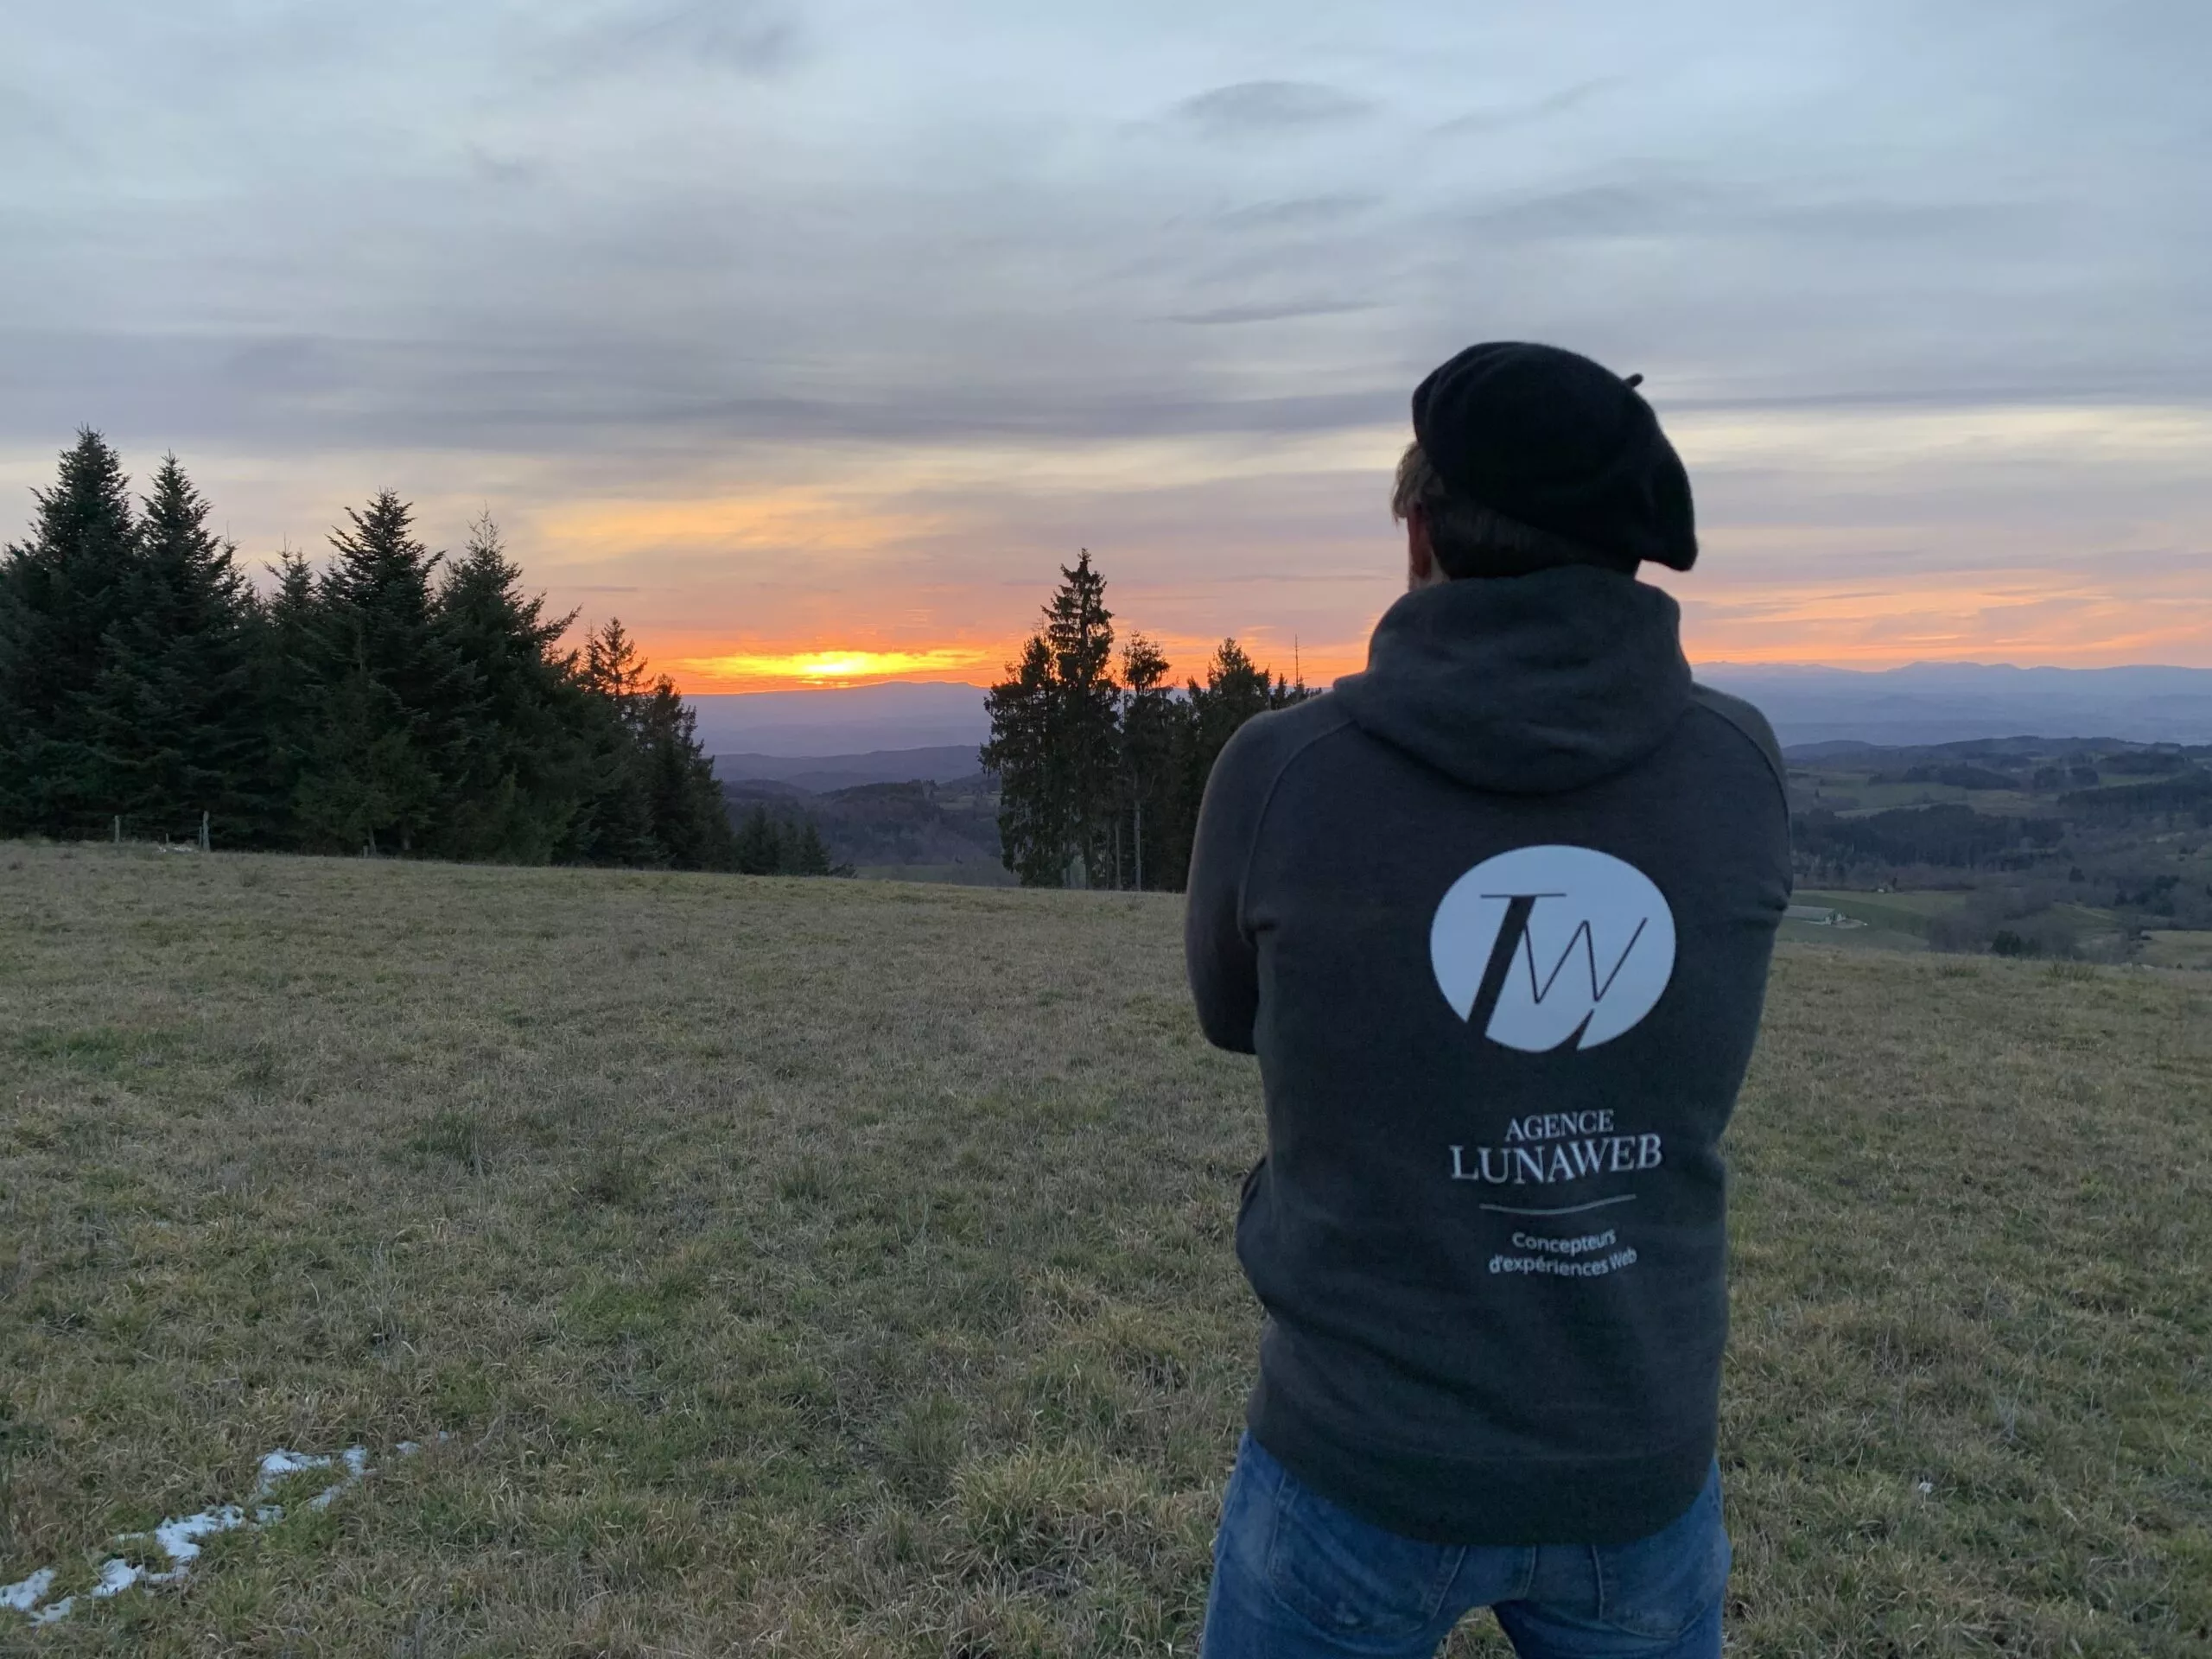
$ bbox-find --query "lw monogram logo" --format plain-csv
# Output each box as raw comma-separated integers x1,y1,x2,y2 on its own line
1430,845,1676,1052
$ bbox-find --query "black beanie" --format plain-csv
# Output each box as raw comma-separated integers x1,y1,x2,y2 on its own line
1410,341,1697,572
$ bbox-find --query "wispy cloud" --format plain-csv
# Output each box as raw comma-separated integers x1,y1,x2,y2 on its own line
1166,299,1377,326
531,0,804,81
1168,80,1375,138
1433,77,1615,137
1214,193,1380,232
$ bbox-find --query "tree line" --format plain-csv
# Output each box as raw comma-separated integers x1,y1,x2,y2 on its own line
982,550,1308,889
1793,803,2067,880
0,429,744,868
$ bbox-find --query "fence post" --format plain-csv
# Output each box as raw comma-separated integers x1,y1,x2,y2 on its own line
200,810,211,853
113,815,121,846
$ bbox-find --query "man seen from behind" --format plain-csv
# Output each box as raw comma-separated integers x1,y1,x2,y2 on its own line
1185,341,1792,1659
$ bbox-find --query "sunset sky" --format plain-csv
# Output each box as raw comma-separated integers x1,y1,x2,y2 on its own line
4,1,2208,691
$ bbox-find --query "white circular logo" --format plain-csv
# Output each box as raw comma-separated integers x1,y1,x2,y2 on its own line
1430,845,1676,1052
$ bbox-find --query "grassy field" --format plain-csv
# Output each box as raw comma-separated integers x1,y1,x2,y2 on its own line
1792,891,2142,963
854,863,1017,888
2141,930,2212,972
2,845,2209,1656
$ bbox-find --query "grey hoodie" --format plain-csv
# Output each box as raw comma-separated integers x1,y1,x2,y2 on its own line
1185,564,1790,1546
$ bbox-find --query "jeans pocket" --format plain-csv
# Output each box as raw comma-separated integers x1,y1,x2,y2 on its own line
1592,1465,1731,1641
1262,1464,1464,1640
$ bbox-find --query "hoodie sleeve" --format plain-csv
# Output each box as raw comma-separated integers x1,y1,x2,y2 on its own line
1184,717,1274,1055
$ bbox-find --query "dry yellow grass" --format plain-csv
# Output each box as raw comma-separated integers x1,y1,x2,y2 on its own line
1,843,2207,1656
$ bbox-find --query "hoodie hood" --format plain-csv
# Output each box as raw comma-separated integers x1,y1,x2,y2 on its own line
1331,564,1691,795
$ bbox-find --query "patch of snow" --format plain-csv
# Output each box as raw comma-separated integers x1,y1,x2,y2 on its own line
146,1505,251,1573
0,1569,55,1612
2,1436,439,1626
90,1557,143,1599
257,1445,370,1513
257,1449,334,1484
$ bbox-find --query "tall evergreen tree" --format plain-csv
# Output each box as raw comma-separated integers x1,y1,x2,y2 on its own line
1155,639,1310,891
434,513,585,861
981,633,1065,887
293,490,475,855
1044,550,1120,885
982,550,1120,887
733,804,785,874
569,619,662,866
252,549,322,844
568,620,735,870
634,677,740,871
784,818,837,876
0,430,140,835
83,454,264,838
1117,633,1177,891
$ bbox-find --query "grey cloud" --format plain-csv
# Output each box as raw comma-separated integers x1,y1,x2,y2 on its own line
1461,179,2041,249
1433,78,1614,137
3,0,2208,500
1215,194,1380,231
534,0,804,81
1167,299,1378,325
1170,80,1374,137
465,144,549,188
1463,183,1692,239
0,326,1403,455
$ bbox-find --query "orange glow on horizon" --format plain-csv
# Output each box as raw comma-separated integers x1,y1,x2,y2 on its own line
646,581,2212,696
670,647,997,691
657,634,1372,694
524,399,2211,693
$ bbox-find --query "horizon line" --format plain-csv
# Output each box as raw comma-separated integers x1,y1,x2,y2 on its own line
677,658,2212,697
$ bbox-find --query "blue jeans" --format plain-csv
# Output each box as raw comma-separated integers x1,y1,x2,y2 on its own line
1202,1434,1729,1659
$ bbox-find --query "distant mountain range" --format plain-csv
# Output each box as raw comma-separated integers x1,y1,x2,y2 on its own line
687,683,990,758
684,664,2212,762
1697,664,2212,749
714,745,984,792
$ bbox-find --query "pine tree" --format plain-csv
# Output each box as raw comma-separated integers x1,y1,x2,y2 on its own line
83,454,264,839
726,807,837,877
982,551,1121,887
1117,633,1176,890
734,805,784,874
569,620,736,871
1044,550,1119,885
293,490,475,855
252,550,322,845
569,620,661,866
785,818,837,876
982,633,1066,887
635,677,739,871
1156,639,1311,891
434,513,585,861
0,430,140,835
